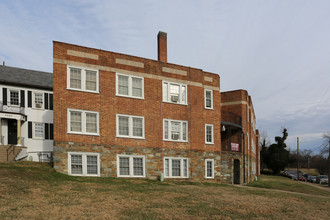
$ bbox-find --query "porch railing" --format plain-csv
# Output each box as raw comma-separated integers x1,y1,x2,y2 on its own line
6,145,15,161
0,102,25,114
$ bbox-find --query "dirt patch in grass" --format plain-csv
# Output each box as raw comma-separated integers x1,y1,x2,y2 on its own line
1,162,330,219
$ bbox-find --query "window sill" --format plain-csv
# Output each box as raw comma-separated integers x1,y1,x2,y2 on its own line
116,135,145,140
162,101,188,106
67,131,100,136
205,177,214,179
205,107,214,110
66,88,99,94
117,175,146,178
164,176,189,179
68,173,100,177
163,139,188,143
205,142,214,145
116,94,144,100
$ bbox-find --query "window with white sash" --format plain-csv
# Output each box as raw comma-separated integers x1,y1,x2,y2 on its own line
163,81,187,105
33,92,44,109
68,152,100,176
9,90,19,106
164,157,189,178
205,124,214,144
67,109,99,135
117,155,145,177
33,122,44,139
116,114,145,139
116,73,144,99
67,66,99,93
204,89,213,109
163,119,188,142
205,159,214,179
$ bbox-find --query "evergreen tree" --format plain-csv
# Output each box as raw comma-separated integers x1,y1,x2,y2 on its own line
264,128,290,174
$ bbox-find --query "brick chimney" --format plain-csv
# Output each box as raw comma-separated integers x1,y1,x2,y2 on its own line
157,31,167,63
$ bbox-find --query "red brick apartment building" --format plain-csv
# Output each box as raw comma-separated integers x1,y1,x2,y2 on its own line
53,32,259,184
221,90,260,183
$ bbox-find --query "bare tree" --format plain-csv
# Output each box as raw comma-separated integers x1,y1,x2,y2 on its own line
322,132,330,187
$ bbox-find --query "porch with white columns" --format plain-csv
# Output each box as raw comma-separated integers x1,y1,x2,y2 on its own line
0,112,26,146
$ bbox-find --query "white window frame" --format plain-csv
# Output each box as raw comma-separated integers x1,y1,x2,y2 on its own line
162,81,187,105
205,159,214,179
164,157,189,178
8,89,20,106
116,73,144,99
204,89,213,109
117,155,146,177
163,119,188,142
33,122,44,139
205,124,214,144
33,92,44,109
67,65,99,93
68,152,100,177
67,109,99,136
116,114,145,139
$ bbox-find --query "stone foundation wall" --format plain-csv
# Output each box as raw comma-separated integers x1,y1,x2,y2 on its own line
220,151,243,184
54,141,222,181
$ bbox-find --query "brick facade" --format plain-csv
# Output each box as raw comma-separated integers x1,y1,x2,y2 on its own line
221,90,260,183
53,32,259,183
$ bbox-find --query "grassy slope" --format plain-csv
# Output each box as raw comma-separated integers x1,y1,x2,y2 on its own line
247,175,330,196
0,162,330,219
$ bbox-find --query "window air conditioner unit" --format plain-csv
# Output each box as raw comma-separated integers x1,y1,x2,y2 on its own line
35,103,42,108
171,133,180,140
171,95,179,102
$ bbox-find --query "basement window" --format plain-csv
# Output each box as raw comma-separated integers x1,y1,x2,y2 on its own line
205,159,214,179
68,152,100,177
117,155,145,177
164,157,189,178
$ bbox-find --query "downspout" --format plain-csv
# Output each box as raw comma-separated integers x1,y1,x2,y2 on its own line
243,131,245,184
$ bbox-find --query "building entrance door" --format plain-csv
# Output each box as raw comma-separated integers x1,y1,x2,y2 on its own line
233,159,240,184
8,119,17,145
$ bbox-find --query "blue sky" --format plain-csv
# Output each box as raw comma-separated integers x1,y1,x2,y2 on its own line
1,0,329,153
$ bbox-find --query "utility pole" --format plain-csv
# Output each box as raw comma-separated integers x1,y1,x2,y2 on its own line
297,137,300,180
307,156,309,175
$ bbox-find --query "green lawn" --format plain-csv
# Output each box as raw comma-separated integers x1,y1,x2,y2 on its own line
247,175,330,196
1,162,330,219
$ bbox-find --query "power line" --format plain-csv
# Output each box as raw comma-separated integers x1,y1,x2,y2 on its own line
310,143,328,154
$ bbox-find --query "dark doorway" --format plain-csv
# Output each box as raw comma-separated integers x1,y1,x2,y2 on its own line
233,159,240,184
8,119,17,145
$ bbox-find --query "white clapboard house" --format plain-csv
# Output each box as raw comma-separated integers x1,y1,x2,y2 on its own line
0,64,53,162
